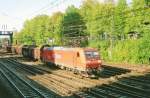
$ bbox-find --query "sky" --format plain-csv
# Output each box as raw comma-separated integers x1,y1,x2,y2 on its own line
0,0,82,31
0,0,132,32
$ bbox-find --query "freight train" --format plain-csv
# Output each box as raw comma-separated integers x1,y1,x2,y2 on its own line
6,45,102,77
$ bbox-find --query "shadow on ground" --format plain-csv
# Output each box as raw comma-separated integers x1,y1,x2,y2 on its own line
98,65,131,78
73,73,150,98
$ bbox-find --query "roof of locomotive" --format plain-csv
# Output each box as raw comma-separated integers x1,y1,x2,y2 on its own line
22,45,37,48
83,47,98,51
43,46,97,51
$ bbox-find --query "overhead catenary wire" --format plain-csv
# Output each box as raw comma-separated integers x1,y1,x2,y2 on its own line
25,0,69,18
61,7,150,45
16,5,150,45
64,7,150,26
18,7,150,36
19,7,150,35
61,7,150,25
26,0,60,17
19,1,149,29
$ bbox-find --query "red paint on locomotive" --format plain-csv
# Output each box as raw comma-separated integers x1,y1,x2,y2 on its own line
42,47,102,74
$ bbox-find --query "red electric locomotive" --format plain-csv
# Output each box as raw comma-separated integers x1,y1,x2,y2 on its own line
41,47,102,77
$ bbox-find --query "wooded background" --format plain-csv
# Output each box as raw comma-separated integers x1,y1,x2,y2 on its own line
14,0,150,64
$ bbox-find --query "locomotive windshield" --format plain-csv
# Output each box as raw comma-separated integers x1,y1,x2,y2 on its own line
85,51,99,59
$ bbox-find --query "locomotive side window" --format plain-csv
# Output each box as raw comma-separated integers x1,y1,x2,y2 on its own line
77,52,80,57
85,51,92,58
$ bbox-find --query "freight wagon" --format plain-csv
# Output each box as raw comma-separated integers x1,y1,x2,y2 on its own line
22,45,37,58
6,45,12,53
33,45,50,60
15,45,23,55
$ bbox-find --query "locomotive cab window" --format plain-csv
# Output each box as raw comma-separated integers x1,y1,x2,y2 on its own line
85,51,99,59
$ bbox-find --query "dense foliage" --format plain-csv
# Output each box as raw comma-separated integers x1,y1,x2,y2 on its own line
14,0,150,64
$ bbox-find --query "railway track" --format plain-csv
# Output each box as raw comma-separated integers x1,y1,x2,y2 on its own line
0,60,59,98
2,58,84,96
3,58,48,76
1,57,150,98
75,74,150,98
6,58,131,86
8,57,131,78
99,65,131,78
4,58,132,96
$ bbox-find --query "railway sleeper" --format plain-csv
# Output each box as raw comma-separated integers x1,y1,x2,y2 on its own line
102,65,130,73
27,78,59,98
113,82,150,97
116,81,150,93
119,79,150,90
86,90,107,98
0,62,47,98
0,67,26,98
40,75,76,95
52,72,95,87
0,66,41,98
90,87,119,98
6,59,44,75
74,92,96,98
11,59,50,74
99,70,116,78
45,75,76,91
3,60,36,75
134,76,150,82
129,77,150,84
101,69,123,76
100,84,145,98
33,78,68,96
30,66,52,74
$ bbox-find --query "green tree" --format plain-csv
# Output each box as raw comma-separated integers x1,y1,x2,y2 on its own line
62,5,86,46
49,12,63,45
114,0,127,39
126,0,145,34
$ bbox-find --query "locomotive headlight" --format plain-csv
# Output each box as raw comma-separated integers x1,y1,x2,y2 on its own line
87,61,91,63
98,60,101,63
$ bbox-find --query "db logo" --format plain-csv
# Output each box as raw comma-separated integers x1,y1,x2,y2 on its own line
53,54,61,59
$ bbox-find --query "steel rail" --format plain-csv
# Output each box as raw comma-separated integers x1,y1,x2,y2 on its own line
0,66,26,98
6,59,43,75
0,61,48,98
